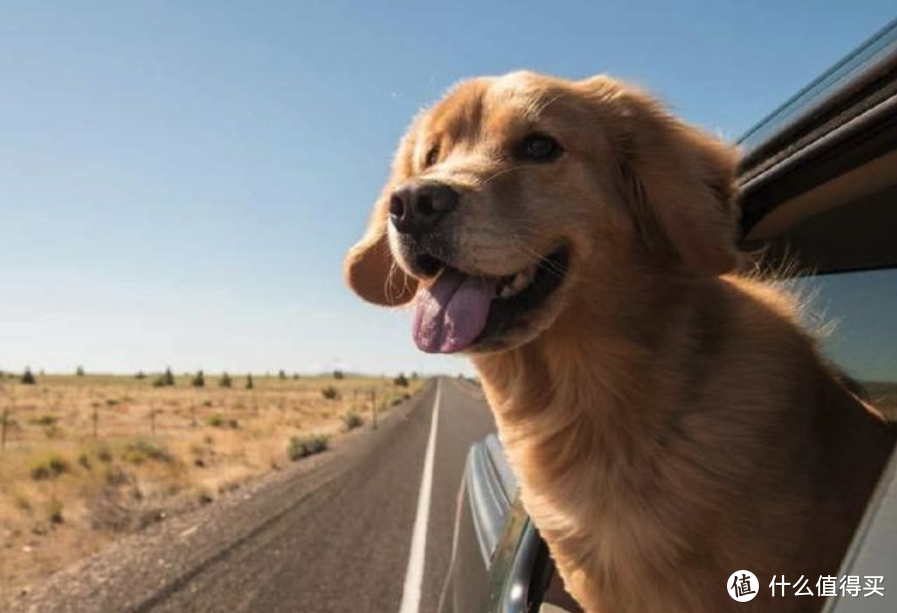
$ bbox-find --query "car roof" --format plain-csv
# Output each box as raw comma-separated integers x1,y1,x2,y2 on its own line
738,18,897,161
736,18,897,236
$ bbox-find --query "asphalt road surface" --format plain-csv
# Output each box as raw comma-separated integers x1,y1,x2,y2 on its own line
14,378,496,613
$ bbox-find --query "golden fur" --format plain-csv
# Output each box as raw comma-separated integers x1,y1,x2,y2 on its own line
345,71,895,613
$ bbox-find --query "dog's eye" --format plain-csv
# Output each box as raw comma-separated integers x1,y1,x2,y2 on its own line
519,133,562,162
424,146,440,168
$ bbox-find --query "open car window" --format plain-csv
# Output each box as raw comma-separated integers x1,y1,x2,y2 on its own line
750,178,897,422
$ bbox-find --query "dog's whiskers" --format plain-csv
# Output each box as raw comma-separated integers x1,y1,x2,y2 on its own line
478,164,526,189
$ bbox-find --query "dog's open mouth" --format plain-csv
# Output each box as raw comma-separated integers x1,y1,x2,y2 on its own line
412,245,569,353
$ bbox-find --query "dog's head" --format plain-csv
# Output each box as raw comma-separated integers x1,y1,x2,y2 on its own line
345,71,740,354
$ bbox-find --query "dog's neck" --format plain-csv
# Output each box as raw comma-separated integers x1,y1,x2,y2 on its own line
472,268,698,435
470,271,725,526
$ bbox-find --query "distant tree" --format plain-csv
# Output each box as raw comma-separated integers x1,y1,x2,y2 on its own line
411,371,418,380
21,367,36,385
76,365,85,377
135,371,147,380
394,373,409,387
245,374,254,390
191,371,205,388
278,370,287,380
163,368,176,386
333,370,345,380
220,372,232,388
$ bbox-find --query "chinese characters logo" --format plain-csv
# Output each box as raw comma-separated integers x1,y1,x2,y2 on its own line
727,570,759,602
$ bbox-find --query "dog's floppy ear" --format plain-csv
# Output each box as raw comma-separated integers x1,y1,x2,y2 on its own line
344,199,418,306
590,77,741,276
344,120,421,306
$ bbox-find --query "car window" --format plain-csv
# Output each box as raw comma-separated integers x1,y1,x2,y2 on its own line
757,174,897,422
786,269,897,420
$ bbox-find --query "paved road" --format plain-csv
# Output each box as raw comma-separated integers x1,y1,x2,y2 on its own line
15,378,495,613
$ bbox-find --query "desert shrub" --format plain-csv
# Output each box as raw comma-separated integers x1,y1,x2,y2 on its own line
30,414,58,427
78,452,92,470
321,386,339,400
43,423,63,439
394,373,409,387
342,411,364,431
293,373,300,380
191,370,205,388
76,365,85,377
95,444,113,463
135,371,147,379
202,400,213,408
245,374,254,390
278,370,286,380
204,414,237,429
333,370,344,380
31,454,70,480
219,372,232,388
30,465,51,480
21,368,36,385
287,434,329,461
102,465,130,486
122,440,173,465
12,491,32,512
411,371,418,379
46,497,64,524
106,398,119,406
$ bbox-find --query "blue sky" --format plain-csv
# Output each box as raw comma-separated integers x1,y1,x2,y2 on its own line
0,1,895,377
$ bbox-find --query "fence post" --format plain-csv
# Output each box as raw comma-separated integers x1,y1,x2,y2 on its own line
1,408,8,453
2,381,13,454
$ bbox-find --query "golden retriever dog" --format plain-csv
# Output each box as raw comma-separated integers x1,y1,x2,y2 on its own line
344,71,895,613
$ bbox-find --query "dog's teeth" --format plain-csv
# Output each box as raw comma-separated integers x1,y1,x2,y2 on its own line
499,266,536,298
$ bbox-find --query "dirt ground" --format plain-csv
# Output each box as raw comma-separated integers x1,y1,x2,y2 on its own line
0,371,422,602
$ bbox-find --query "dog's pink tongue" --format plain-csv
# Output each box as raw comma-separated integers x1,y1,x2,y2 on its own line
413,270,495,354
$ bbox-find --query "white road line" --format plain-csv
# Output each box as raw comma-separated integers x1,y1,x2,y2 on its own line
398,379,442,613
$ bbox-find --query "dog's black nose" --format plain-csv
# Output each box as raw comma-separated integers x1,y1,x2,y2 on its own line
389,182,459,236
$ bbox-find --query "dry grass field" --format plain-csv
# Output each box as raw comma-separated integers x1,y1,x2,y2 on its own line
0,371,422,601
